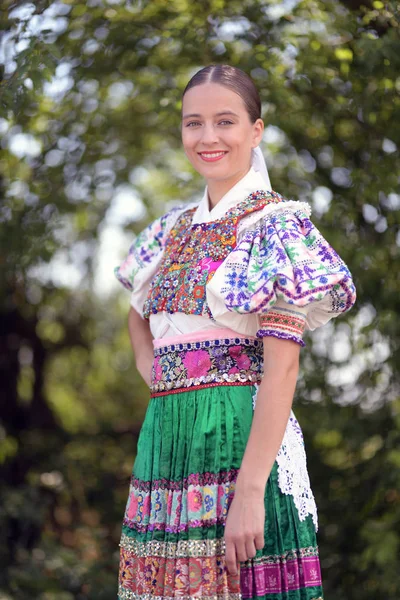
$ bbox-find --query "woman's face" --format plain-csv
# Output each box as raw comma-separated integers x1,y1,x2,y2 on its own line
181,82,264,185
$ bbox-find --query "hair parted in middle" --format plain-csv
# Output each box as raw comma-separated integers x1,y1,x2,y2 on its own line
182,64,262,124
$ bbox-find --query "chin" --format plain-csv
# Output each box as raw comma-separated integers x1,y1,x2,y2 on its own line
196,162,233,178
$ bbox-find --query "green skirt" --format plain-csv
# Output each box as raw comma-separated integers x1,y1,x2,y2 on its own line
118,332,323,600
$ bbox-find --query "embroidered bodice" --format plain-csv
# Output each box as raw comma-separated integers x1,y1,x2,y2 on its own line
142,190,285,321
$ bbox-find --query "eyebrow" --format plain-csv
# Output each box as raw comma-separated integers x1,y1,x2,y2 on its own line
182,111,239,119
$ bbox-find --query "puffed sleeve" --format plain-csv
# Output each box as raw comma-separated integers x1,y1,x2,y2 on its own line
207,202,356,346
114,203,193,316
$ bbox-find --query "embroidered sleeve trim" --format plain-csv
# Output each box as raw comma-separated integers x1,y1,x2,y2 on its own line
256,306,307,346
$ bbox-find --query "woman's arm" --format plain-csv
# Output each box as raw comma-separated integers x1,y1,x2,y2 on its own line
128,306,154,387
224,336,301,576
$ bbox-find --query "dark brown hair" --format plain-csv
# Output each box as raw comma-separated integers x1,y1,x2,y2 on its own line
182,64,261,123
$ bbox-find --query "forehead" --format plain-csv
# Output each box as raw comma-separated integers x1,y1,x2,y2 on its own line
182,82,247,116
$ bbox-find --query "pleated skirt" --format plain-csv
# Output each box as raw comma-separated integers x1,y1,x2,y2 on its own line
118,329,323,600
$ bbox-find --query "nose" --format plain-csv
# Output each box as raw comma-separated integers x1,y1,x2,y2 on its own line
200,123,219,145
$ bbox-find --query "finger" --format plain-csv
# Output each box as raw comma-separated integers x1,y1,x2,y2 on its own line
225,539,238,576
254,531,265,551
245,539,257,560
235,541,248,563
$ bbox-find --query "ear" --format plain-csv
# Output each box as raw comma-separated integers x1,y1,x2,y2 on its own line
251,118,264,148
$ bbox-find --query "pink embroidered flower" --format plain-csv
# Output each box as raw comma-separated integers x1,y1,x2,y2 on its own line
236,353,251,370
217,484,226,518
174,493,182,524
167,492,173,516
202,565,213,585
183,350,211,378
228,367,239,375
142,494,151,517
127,493,138,520
229,346,242,359
153,357,162,383
228,346,251,369
174,561,189,591
187,489,203,512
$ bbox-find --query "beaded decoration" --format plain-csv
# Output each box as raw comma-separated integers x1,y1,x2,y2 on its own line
150,336,264,395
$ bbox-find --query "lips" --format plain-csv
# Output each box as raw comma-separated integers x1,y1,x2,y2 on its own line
198,151,228,162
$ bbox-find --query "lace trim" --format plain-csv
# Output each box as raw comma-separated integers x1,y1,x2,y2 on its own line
252,394,318,530
256,329,306,347
277,412,318,530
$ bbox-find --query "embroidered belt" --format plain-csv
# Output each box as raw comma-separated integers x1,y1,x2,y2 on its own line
150,336,264,396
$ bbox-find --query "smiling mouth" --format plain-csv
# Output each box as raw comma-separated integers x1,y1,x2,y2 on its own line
198,151,228,162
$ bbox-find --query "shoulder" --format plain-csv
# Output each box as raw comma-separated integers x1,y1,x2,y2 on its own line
238,191,312,237
214,188,356,323
115,199,199,291
160,199,200,224
136,199,200,245
159,200,199,234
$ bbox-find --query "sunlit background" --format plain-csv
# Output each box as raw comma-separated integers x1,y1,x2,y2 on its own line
1,1,399,599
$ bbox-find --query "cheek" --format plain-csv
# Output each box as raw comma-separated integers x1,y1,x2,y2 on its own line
224,129,250,149
182,129,197,152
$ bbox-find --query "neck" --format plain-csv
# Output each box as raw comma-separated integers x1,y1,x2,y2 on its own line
207,165,252,209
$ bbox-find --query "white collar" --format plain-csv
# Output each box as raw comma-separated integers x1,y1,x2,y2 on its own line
192,166,270,224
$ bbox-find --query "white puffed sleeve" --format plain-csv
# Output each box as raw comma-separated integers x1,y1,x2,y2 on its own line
206,201,356,346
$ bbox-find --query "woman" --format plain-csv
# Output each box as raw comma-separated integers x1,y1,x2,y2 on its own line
115,64,356,600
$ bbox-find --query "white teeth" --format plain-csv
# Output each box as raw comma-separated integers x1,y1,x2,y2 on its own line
200,152,226,158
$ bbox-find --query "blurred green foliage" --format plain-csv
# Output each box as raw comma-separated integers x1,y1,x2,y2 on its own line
0,0,399,598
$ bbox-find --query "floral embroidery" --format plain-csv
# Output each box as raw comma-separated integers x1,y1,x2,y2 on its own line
258,305,307,346
204,493,214,513
114,203,193,292
121,461,313,536
118,552,241,600
123,473,238,533
131,468,240,491
153,356,162,382
126,494,138,520
150,336,263,395
167,491,173,515
118,539,321,599
187,489,203,512
218,208,356,323
182,349,211,378
142,190,285,320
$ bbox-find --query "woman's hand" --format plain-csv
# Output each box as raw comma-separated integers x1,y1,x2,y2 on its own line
224,488,265,576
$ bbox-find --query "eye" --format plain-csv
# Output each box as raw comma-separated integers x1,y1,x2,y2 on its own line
219,120,234,126
185,121,201,127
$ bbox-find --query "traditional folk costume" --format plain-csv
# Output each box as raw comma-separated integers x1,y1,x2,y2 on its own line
114,151,356,600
